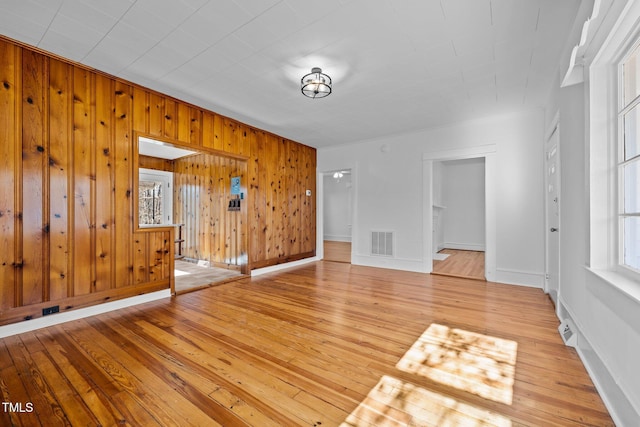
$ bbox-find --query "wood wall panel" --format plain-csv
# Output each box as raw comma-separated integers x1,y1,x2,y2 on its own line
149,93,164,138
0,36,315,326
139,155,174,172
0,41,19,311
21,49,47,306
72,67,93,297
114,82,133,288
94,74,114,294
47,59,72,302
133,87,149,134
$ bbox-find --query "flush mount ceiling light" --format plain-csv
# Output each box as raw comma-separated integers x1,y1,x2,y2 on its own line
301,67,332,99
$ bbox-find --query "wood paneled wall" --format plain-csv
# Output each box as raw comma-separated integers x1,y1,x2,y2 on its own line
0,37,316,326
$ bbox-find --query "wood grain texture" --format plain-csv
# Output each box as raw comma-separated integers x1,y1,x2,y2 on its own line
324,240,351,263
432,249,485,280
0,36,316,326
0,41,19,311
47,59,72,302
21,49,47,307
0,262,613,426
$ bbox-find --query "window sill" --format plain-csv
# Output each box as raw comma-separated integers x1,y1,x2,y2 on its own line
586,267,640,304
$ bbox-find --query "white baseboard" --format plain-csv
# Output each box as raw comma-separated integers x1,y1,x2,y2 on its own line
443,242,485,251
559,301,639,427
323,235,352,242
494,268,544,288
351,254,426,273
251,257,319,277
0,289,172,339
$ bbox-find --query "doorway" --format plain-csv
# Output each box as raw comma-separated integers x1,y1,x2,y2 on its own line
137,135,247,294
431,158,486,280
322,169,352,263
544,121,560,306
423,145,497,281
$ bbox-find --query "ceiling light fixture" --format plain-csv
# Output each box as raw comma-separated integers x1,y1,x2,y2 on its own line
301,67,332,99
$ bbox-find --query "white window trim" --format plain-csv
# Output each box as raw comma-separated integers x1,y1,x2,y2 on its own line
617,41,640,276
588,0,640,299
139,168,174,226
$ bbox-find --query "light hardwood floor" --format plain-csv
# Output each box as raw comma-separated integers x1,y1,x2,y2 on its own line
174,260,244,294
324,240,352,263
432,249,485,280
0,262,612,426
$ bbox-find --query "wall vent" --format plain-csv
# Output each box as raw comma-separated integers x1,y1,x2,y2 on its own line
371,231,393,257
558,318,577,348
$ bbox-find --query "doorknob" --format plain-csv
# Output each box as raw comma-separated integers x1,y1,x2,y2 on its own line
550,227,559,232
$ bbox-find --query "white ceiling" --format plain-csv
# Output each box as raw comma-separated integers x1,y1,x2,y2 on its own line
0,0,580,148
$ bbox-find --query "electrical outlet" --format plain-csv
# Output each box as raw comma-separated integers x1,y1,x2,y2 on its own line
42,305,60,316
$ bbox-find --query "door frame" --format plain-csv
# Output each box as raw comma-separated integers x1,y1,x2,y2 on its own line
544,113,561,305
422,145,497,281
317,163,358,262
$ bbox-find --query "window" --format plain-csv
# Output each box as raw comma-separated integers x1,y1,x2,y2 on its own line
619,42,640,272
139,169,173,226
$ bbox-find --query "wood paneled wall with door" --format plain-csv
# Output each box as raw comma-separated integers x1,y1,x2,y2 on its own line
0,36,316,326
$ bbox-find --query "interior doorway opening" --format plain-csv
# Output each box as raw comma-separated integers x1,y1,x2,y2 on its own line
322,169,353,263
423,145,497,282
431,158,486,280
136,135,247,294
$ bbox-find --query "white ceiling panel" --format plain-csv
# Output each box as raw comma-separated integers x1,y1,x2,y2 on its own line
57,0,119,34
0,10,48,46
80,0,134,20
0,0,582,148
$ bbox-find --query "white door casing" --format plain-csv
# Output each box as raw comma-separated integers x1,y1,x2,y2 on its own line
544,121,560,305
423,145,497,281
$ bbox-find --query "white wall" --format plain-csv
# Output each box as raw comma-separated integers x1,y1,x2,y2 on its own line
542,0,640,424
323,173,352,241
441,158,486,251
317,110,545,285
549,76,640,427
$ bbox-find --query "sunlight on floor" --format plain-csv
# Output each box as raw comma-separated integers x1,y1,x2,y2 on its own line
340,375,511,427
174,269,190,277
396,324,517,405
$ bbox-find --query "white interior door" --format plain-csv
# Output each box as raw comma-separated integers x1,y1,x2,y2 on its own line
544,126,560,305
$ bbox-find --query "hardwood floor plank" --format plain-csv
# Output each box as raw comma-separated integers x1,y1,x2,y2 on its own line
35,328,126,426
0,262,613,426
432,249,485,280
29,350,98,426
58,320,207,426
4,335,72,426
324,240,351,263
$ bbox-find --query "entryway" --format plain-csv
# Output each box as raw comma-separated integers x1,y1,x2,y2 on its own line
430,157,486,280
137,135,249,295
423,145,497,281
322,169,353,263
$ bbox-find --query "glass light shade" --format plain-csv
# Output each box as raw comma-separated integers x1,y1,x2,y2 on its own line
301,67,332,98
